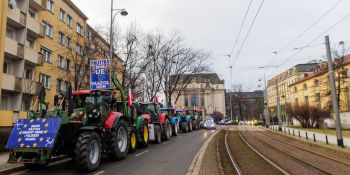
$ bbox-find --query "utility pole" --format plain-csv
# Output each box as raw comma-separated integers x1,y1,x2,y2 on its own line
275,79,282,131
229,66,233,121
325,35,344,147
109,0,114,62
263,74,270,126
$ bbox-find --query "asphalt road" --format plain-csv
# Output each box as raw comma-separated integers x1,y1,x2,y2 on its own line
13,129,216,175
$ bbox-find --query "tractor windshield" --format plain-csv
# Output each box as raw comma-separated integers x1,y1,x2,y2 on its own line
186,110,194,115
73,94,103,109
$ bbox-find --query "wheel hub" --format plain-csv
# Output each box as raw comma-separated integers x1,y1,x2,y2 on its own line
89,140,99,164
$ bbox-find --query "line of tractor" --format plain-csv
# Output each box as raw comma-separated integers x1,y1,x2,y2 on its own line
5,61,204,172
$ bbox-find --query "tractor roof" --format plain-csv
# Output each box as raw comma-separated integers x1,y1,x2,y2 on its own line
160,108,175,111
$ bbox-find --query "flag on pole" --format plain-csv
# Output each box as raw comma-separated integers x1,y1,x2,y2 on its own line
127,89,133,107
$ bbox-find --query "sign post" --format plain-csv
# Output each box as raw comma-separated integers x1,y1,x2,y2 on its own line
90,59,111,90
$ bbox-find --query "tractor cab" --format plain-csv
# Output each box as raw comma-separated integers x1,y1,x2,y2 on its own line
72,89,116,124
138,103,160,122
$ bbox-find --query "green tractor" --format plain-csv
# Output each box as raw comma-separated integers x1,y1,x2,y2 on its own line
6,67,134,172
138,102,172,143
185,109,200,130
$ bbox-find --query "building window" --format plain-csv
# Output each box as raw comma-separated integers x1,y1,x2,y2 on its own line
40,47,52,63
3,62,8,73
24,69,33,80
0,95,9,110
303,83,307,90
59,9,65,21
58,55,65,68
294,87,297,93
40,73,51,88
26,38,35,48
76,44,82,55
305,96,309,106
56,79,66,92
66,36,72,48
66,59,71,71
28,9,36,18
6,28,13,39
201,96,205,106
184,95,188,107
66,15,72,27
58,32,65,44
76,23,84,35
316,93,321,109
295,98,299,106
191,94,196,106
314,80,320,87
46,0,54,13
43,21,53,38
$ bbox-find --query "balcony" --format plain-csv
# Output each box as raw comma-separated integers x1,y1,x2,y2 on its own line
2,74,16,91
29,0,46,11
24,47,44,65
7,7,26,28
5,37,24,59
15,78,40,94
27,17,45,38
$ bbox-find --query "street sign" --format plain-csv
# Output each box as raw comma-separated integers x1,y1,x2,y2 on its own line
90,59,111,90
6,118,61,149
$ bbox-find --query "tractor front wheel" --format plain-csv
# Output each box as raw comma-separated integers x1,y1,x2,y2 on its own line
74,132,101,172
192,120,198,130
188,120,193,132
162,119,171,140
108,120,129,160
129,127,137,153
138,121,149,147
172,122,178,136
154,124,162,144
181,122,188,133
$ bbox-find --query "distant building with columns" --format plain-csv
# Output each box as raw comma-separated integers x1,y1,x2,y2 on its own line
171,73,226,116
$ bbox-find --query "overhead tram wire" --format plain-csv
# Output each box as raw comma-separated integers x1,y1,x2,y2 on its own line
228,0,253,57
232,0,266,68
269,11,350,77
266,0,344,67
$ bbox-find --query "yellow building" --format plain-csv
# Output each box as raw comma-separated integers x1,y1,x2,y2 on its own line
289,56,350,113
267,63,318,124
1,0,123,126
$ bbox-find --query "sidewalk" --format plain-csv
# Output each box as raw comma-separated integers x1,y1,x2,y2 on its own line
269,125,350,147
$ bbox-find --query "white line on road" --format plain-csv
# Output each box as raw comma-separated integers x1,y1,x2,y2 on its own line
177,136,183,139
162,141,170,144
94,170,105,175
135,150,149,157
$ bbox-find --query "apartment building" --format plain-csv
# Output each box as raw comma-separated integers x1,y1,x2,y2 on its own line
1,0,123,127
266,63,318,124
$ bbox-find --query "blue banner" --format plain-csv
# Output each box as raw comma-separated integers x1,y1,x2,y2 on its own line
6,118,61,149
90,59,111,90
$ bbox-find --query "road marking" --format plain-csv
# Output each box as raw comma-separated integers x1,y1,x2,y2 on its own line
94,170,105,175
135,150,149,157
163,141,170,144
177,136,183,139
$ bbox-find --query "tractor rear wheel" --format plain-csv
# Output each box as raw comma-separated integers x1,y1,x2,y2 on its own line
181,122,188,133
108,120,129,160
129,127,137,153
162,119,171,140
192,120,198,130
172,122,178,136
188,120,193,132
74,132,101,172
154,124,162,144
138,121,149,147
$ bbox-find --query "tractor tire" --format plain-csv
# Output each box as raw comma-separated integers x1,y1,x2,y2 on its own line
192,120,198,130
154,124,162,144
181,122,188,133
74,132,101,172
162,119,171,141
172,122,178,136
129,127,137,153
188,120,193,132
108,120,129,160
138,121,149,148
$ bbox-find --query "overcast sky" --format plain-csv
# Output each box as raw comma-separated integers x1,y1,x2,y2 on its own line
73,0,350,91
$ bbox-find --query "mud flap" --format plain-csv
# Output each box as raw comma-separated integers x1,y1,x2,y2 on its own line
148,124,155,141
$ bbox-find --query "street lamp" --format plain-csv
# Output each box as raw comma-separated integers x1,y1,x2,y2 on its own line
109,0,128,64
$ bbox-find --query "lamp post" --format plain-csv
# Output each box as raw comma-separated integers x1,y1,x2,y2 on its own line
109,0,128,64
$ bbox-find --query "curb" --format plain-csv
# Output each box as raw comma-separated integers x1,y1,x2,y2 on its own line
186,128,222,175
0,155,68,174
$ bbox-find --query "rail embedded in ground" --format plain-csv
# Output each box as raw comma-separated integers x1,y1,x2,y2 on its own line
236,126,290,175
224,128,242,175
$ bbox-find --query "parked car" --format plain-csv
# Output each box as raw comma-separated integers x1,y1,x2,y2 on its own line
225,120,234,125
204,120,216,130
200,120,206,128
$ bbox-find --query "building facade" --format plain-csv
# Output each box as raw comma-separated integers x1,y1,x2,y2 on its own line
266,63,318,124
171,73,226,116
0,0,123,127
225,91,264,121
290,56,350,113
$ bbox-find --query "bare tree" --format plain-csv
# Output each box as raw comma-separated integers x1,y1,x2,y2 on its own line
287,103,329,128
